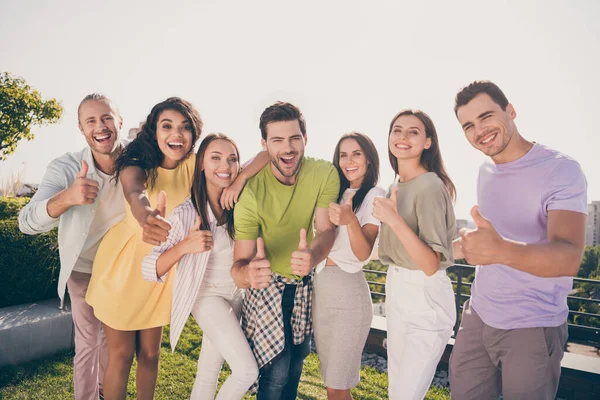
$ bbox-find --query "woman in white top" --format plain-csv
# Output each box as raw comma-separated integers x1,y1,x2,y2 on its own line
313,132,385,400
142,134,259,400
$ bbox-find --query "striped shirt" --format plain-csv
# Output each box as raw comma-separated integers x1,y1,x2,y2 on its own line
242,273,313,393
142,197,224,350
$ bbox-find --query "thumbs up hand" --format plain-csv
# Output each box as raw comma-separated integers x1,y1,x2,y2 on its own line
247,238,272,289
179,216,214,255
143,191,172,246
328,191,358,226
291,228,313,277
458,205,505,266
67,160,100,206
372,187,402,226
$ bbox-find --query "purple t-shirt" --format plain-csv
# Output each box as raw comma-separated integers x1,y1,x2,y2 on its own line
470,143,587,329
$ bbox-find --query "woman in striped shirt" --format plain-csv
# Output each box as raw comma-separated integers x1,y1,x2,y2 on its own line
142,133,259,400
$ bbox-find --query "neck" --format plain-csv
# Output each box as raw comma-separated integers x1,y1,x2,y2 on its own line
349,177,363,189
270,162,298,186
491,130,534,164
396,158,428,183
206,182,224,220
91,149,118,175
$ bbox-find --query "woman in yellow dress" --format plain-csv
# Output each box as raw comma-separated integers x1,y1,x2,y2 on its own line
86,97,202,400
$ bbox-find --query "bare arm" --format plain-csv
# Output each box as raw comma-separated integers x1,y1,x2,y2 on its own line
221,151,270,210
386,215,441,276
309,208,338,266
120,166,152,225
347,221,379,262
232,238,271,289
461,208,586,277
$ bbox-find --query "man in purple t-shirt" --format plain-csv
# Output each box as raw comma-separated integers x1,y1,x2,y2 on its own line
449,81,587,400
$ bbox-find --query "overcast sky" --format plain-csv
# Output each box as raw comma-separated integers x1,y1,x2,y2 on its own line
2,0,599,219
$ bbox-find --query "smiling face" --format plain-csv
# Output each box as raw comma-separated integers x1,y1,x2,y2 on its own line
338,138,368,188
202,138,240,191
456,93,517,159
262,119,306,183
78,99,122,156
155,109,194,168
388,114,431,162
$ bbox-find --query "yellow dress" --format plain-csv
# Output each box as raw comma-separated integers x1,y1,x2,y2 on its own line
86,155,195,331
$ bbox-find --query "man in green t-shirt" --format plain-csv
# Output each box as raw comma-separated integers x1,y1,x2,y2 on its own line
232,101,340,398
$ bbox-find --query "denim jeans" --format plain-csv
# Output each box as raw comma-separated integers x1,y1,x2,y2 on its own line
257,284,311,400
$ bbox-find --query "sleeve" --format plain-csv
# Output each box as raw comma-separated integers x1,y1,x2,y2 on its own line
543,159,587,215
141,206,187,283
358,187,386,227
234,186,260,240
415,181,453,263
316,165,341,209
18,159,66,234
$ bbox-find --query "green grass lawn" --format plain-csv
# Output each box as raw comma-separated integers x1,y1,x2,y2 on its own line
0,317,450,399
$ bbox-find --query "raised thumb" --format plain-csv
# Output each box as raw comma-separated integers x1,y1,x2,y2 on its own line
298,228,308,251
255,237,266,259
192,216,201,231
471,205,491,229
156,190,167,218
390,186,399,205
78,160,89,178
345,191,355,206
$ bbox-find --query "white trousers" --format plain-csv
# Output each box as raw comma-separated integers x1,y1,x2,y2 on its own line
385,266,456,400
190,281,258,400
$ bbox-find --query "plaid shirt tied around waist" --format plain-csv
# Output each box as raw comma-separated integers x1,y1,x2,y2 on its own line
242,272,313,393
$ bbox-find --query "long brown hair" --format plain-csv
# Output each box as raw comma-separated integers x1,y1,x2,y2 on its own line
388,109,456,201
332,132,380,213
114,97,203,188
190,134,240,240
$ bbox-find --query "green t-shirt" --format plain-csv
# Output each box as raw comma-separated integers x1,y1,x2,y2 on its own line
234,157,340,279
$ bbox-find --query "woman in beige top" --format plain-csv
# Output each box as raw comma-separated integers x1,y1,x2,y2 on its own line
373,110,457,400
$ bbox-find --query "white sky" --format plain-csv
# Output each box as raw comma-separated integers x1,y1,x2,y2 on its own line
1,0,599,219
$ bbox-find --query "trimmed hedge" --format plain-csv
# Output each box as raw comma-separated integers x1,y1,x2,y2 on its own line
0,197,60,308
0,196,30,220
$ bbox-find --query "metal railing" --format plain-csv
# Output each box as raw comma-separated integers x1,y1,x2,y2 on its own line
364,263,600,342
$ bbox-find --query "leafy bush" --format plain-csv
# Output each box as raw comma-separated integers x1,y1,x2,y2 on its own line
0,219,59,308
0,196,30,220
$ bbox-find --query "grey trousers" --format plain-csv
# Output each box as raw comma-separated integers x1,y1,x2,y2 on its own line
449,299,568,400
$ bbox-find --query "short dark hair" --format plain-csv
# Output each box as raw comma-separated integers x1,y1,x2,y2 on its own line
259,101,306,140
454,80,509,115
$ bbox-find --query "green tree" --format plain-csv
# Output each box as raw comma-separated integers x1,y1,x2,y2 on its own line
578,245,600,279
0,72,63,160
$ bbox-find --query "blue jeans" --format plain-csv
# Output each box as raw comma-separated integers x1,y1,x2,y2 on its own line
257,284,311,400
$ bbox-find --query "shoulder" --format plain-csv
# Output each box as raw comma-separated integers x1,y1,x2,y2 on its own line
363,186,386,203
169,197,197,226
303,157,336,175
418,172,447,194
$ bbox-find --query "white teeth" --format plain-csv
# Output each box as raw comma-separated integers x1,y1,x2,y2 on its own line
395,144,410,149
346,167,358,171
168,142,183,148
282,156,294,160
481,133,496,144
216,173,231,178
95,134,110,140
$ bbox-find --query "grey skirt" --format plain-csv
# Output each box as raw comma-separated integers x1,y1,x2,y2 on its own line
312,265,374,389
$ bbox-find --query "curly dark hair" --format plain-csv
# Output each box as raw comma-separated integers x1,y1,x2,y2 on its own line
113,97,203,188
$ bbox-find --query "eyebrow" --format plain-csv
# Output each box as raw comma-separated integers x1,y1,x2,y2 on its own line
393,124,421,131
159,118,173,124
